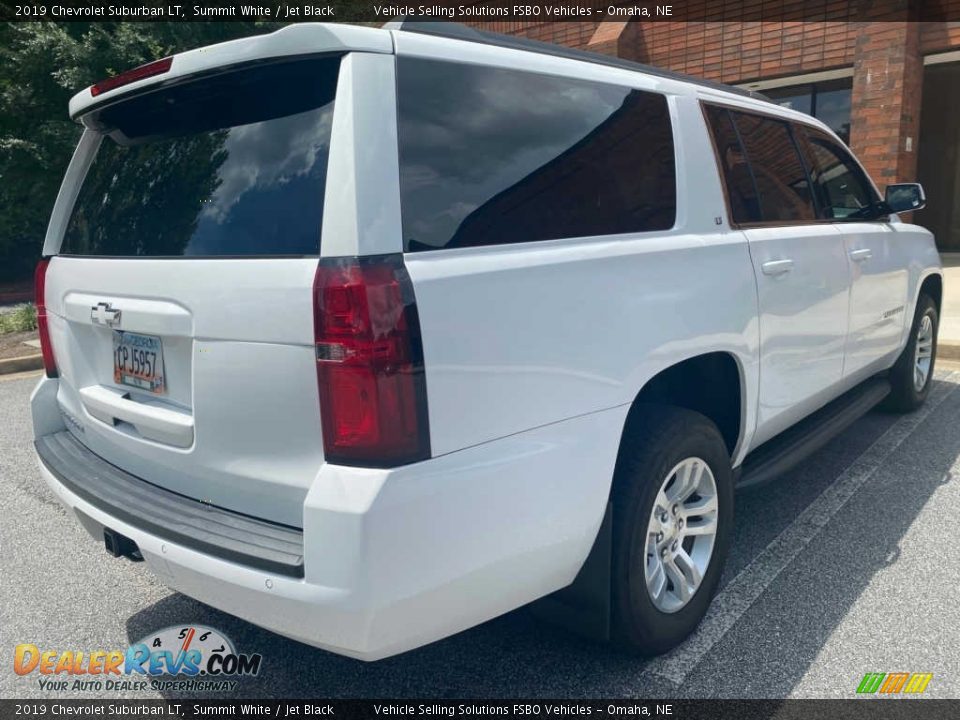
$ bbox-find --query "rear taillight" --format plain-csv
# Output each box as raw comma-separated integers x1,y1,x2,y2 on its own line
34,258,57,378
91,57,173,97
313,255,430,467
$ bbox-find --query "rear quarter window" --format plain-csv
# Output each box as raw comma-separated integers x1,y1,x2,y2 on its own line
396,58,676,251
61,56,341,258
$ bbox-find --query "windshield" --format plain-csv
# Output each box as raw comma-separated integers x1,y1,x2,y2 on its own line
61,55,341,257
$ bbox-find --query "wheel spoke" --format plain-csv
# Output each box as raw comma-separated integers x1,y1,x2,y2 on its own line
682,493,717,517
665,465,689,503
664,555,695,602
654,489,671,518
647,558,667,602
667,460,702,503
673,548,702,591
648,512,663,535
683,514,718,537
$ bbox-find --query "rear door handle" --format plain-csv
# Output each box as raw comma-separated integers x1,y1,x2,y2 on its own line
850,248,872,262
761,259,794,276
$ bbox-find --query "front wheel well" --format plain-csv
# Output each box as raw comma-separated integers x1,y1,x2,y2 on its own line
920,274,943,314
623,352,743,457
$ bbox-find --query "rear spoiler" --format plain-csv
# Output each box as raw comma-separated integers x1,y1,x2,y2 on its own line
68,23,392,121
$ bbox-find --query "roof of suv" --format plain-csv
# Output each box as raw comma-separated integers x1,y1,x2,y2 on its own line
385,20,773,105
70,21,828,135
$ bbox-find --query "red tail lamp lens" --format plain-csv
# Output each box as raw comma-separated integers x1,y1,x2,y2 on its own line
34,259,58,378
313,255,429,467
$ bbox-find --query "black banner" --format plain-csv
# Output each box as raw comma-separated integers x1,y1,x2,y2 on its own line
3,700,960,720
1,0,957,23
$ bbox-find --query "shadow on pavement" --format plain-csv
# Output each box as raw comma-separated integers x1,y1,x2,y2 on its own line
128,377,960,699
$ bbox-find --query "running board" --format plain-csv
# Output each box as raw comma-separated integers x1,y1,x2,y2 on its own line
736,376,891,491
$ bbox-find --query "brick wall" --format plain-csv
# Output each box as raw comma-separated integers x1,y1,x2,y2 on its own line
922,21,960,52
470,18,865,84
470,18,960,83
469,21,600,48
625,20,860,83
920,0,960,52
468,14,957,185
850,22,924,185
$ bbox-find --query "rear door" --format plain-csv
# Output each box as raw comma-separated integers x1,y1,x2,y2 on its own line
42,55,345,527
704,104,851,446
796,128,910,376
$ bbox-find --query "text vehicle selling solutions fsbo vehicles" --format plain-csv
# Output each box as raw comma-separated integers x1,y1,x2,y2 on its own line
31,21,942,660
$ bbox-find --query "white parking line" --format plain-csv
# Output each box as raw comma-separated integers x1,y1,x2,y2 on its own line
643,371,960,686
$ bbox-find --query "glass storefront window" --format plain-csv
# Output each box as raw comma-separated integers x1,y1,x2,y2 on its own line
765,78,852,145
766,86,813,116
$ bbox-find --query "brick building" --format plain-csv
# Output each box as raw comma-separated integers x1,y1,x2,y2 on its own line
469,8,960,250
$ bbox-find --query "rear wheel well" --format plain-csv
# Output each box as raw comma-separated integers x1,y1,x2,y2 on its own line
920,274,942,314
623,353,742,457
535,352,743,640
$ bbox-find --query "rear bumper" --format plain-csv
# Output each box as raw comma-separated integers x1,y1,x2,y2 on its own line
36,431,304,577
32,379,626,660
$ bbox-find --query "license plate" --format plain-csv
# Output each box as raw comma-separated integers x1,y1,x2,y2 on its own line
113,331,165,394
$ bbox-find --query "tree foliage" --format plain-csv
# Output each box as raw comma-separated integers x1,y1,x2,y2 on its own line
0,21,280,282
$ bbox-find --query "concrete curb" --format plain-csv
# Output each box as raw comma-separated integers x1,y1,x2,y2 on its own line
939,342,960,361
0,354,43,375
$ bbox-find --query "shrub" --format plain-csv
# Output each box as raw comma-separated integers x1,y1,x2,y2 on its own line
0,303,38,334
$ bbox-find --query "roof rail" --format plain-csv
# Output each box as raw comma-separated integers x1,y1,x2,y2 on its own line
383,20,772,104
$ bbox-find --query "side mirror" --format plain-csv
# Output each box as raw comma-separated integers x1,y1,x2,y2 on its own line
884,183,926,214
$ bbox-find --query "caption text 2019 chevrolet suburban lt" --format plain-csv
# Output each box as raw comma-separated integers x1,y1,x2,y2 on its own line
30,21,943,660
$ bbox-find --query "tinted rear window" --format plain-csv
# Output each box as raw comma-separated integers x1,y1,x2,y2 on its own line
61,56,340,257
396,58,676,252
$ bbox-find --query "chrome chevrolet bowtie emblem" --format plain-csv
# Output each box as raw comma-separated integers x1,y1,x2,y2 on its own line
91,302,121,327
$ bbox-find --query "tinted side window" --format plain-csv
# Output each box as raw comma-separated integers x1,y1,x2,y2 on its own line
704,105,761,224
800,129,880,220
730,111,816,223
396,58,676,251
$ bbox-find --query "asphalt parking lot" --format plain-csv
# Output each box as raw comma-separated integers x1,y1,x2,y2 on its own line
2,367,960,700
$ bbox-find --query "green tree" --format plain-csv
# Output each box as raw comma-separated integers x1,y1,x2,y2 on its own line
0,21,280,282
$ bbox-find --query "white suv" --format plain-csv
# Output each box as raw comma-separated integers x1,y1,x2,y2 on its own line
31,22,942,661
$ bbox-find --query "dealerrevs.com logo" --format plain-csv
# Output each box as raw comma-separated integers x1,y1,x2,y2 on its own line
14,625,262,693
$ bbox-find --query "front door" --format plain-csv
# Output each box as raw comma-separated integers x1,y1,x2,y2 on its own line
798,129,910,377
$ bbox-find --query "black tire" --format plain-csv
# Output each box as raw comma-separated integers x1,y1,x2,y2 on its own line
883,294,938,413
611,405,734,655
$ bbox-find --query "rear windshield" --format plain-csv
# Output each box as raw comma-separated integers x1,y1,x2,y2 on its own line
61,56,341,258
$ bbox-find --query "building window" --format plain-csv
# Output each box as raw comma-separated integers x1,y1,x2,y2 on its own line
765,78,852,145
